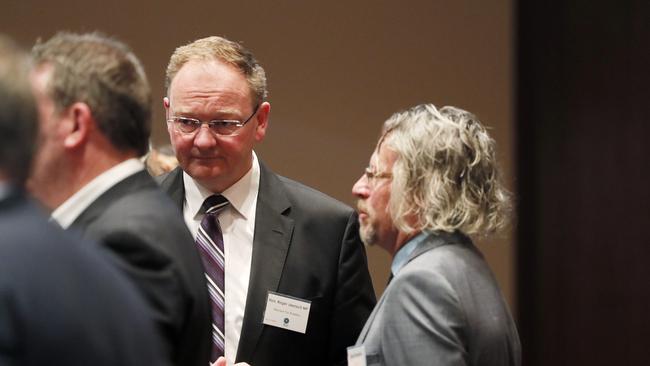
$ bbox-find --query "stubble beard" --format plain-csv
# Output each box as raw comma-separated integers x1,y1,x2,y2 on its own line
359,221,378,247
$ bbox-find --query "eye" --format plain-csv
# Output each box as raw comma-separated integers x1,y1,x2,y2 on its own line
209,120,242,135
177,117,198,127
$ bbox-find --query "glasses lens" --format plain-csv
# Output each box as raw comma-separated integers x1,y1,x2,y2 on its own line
175,117,199,133
210,121,241,136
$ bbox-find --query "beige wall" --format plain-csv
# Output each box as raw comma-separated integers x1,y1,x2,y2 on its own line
3,0,515,307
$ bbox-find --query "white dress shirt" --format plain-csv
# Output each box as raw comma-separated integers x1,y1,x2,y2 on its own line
182,152,259,365
51,158,145,229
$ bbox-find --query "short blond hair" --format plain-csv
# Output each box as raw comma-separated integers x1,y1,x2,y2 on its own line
165,36,267,107
381,104,511,236
32,32,152,156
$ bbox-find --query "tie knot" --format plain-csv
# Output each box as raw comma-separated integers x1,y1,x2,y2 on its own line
202,194,229,214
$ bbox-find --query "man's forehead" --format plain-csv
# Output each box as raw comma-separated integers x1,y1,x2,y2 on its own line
170,58,241,87
168,60,252,105
370,144,396,168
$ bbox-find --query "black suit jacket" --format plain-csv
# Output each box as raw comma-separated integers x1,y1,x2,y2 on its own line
158,162,376,366
0,189,167,366
68,170,211,366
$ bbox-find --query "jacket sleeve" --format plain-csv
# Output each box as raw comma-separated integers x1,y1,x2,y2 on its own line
328,211,377,365
380,268,467,366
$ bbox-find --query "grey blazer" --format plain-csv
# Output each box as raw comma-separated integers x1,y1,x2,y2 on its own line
157,162,376,366
355,231,521,366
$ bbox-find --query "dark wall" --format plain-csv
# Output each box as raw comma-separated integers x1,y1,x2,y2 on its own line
517,0,650,364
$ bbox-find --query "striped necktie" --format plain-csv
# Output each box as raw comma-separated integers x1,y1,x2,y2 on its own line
195,194,229,361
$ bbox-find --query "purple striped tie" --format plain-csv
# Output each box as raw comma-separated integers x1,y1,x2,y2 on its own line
195,194,229,362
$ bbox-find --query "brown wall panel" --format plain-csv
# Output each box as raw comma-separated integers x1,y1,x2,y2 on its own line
2,0,515,305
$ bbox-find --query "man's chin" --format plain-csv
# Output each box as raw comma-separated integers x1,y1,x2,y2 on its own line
186,163,223,179
359,227,376,247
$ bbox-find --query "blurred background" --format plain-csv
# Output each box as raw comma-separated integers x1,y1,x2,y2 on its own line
3,0,648,364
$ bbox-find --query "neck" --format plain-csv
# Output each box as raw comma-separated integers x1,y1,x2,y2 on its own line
389,230,421,257
37,142,137,210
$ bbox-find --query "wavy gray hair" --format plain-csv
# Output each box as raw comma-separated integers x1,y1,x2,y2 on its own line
380,103,511,236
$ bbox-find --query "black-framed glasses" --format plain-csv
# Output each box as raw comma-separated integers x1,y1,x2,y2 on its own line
168,104,260,136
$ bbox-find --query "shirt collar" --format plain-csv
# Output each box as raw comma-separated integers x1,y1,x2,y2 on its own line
51,158,144,229
183,151,260,220
390,231,430,277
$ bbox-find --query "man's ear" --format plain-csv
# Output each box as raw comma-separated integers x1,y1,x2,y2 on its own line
63,102,93,149
254,101,270,142
164,97,174,135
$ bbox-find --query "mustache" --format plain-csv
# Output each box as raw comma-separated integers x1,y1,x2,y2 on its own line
356,200,367,214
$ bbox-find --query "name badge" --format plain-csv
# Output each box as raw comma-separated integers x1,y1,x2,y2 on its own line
262,291,311,334
347,345,367,366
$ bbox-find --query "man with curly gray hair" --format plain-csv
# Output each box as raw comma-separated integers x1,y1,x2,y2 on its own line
350,103,521,366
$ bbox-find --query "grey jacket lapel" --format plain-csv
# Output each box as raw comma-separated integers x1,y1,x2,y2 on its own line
235,162,294,362
356,231,466,344
356,292,386,344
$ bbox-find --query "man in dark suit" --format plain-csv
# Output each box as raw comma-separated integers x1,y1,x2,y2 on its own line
26,32,211,366
158,36,376,366
0,33,165,366
350,104,521,365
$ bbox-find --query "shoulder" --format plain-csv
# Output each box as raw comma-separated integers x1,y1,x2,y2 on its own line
0,195,71,262
154,166,183,190
384,236,482,309
97,171,182,222
81,173,193,253
0,213,165,364
408,234,489,279
265,167,355,219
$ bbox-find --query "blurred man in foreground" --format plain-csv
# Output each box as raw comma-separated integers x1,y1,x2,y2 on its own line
0,34,165,366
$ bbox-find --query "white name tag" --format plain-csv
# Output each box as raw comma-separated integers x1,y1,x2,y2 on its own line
262,291,311,334
347,345,367,366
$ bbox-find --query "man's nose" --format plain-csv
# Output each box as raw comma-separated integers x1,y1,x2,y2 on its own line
193,125,217,148
352,175,369,198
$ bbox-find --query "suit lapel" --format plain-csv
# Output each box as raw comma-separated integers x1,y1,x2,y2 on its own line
356,290,387,343
236,162,294,362
357,231,467,344
159,163,295,361
156,167,185,209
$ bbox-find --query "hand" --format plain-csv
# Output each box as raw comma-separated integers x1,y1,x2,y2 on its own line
211,357,251,366
211,357,226,366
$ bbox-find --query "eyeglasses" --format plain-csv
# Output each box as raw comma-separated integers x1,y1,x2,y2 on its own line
168,104,260,136
363,167,392,186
